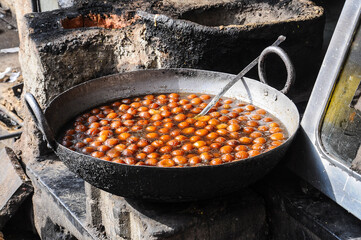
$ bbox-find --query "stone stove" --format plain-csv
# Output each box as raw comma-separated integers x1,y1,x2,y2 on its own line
21,0,324,105
26,153,361,240
27,157,269,239
17,0,325,160
9,0,359,239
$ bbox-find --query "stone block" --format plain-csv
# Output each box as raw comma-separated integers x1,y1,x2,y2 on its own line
257,167,361,240
27,158,97,240
21,0,324,107
87,184,268,240
0,147,33,230
28,157,268,239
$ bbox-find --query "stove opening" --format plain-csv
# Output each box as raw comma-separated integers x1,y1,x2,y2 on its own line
179,3,297,27
61,12,139,29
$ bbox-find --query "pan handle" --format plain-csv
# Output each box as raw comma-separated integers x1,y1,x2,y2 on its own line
258,46,295,94
24,92,56,151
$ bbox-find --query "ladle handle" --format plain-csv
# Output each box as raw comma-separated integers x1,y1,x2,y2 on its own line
258,46,295,94
196,35,287,117
24,92,56,151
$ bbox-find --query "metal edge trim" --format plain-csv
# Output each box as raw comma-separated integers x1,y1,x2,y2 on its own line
292,0,361,220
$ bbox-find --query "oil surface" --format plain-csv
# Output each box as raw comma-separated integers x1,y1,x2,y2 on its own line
60,93,288,167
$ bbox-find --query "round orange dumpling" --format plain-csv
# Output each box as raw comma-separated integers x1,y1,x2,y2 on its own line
220,145,233,154
173,156,187,164
197,115,211,122
235,151,249,159
270,133,285,141
193,141,206,148
227,124,240,132
174,114,187,121
189,156,201,165
210,158,223,165
239,137,252,145
157,159,175,167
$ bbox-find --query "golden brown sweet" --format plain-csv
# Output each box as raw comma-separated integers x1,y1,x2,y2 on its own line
61,93,288,167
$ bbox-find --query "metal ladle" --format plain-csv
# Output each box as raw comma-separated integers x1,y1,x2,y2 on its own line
195,35,295,118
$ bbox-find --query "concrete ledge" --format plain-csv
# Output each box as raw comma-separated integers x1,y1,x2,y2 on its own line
28,157,268,239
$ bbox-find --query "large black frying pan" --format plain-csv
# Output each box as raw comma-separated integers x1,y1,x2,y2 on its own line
25,46,299,202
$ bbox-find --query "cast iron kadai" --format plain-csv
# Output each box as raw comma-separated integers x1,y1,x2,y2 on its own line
25,46,299,202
